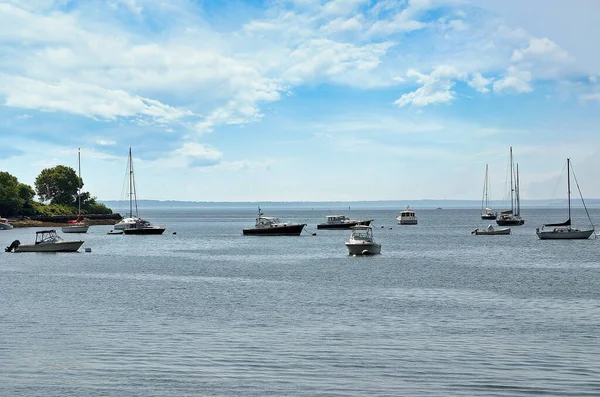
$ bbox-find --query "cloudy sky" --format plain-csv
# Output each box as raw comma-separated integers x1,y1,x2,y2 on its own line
1,0,599,202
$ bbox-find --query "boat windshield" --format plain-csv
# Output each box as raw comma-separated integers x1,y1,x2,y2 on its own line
351,228,372,240
35,230,63,244
326,215,347,222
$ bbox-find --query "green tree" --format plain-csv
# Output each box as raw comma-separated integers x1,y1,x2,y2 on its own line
35,165,81,205
0,172,27,216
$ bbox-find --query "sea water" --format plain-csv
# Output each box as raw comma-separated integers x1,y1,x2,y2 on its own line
1,208,600,396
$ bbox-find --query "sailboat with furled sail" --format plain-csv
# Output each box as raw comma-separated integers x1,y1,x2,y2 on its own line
480,164,497,219
536,158,595,240
62,148,89,233
496,147,525,226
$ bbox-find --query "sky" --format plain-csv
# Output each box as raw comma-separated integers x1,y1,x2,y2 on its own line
1,0,599,202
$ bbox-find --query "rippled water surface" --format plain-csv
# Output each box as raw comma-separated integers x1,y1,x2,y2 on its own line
2,208,600,396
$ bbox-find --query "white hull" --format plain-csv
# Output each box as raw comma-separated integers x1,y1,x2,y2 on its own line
345,241,381,255
398,219,418,225
472,227,511,235
536,228,594,240
61,224,89,233
16,240,84,252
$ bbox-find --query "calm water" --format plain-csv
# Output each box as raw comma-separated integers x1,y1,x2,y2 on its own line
1,208,600,396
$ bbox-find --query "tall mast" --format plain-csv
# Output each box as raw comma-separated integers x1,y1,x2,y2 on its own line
567,158,571,223
77,148,81,217
516,163,520,216
483,164,489,209
129,147,133,218
509,147,514,214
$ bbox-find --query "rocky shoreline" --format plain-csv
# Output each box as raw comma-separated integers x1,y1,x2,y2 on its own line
7,214,122,228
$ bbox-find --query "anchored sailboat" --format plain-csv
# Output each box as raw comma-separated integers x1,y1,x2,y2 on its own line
480,164,497,220
536,158,595,240
62,148,89,233
496,147,524,226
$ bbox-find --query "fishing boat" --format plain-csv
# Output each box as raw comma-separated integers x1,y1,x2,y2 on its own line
6,229,83,252
480,164,497,219
396,206,417,225
345,225,381,255
536,158,595,240
243,207,306,236
471,224,511,235
496,147,525,226
316,214,373,230
115,148,165,235
62,148,89,233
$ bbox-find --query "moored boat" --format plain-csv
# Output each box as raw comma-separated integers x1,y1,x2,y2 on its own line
6,229,83,252
536,158,595,240
471,224,511,235
317,214,373,229
62,149,89,234
243,207,306,236
496,147,525,226
396,206,418,225
0,216,14,230
122,219,166,235
345,225,381,255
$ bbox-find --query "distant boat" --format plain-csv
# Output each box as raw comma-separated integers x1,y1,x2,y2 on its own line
317,214,373,230
536,158,595,240
115,148,165,235
496,147,524,226
62,148,89,234
345,225,381,255
480,164,497,220
396,206,417,225
243,207,306,236
472,224,511,235
0,216,13,230
6,229,83,252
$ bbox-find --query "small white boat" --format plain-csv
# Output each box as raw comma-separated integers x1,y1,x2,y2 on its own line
472,224,511,235
396,206,417,225
317,214,373,229
7,229,84,252
0,216,14,230
345,225,381,255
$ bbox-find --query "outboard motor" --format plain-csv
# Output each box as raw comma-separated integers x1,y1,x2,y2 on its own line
5,240,20,252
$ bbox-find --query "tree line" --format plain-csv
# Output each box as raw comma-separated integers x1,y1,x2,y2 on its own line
0,166,112,217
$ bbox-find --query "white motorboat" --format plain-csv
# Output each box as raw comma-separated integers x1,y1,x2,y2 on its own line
345,225,381,255
0,216,14,230
62,149,89,234
317,214,373,229
114,148,165,235
6,229,84,252
471,224,511,235
396,206,417,225
536,158,595,240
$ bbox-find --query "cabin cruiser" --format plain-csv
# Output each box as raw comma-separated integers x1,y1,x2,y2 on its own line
396,206,418,225
243,208,306,236
317,214,373,230
345,225,381,255
122,218,166,235
5,229,83,252
0,216,13,230
114,216,140,230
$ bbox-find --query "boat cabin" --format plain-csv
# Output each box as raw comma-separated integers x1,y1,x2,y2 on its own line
255,216,283,228
349,225,374,241
35,230,64,244
326,215,349,223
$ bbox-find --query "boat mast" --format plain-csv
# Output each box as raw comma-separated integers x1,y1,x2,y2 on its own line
77,148,81,217
509,147,514,215
515,163,520,216
482,164,489,211
567,158,571,224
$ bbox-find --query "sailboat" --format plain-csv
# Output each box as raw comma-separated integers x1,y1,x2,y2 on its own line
536,158,595,240
62,148,89,233
114,148,166,235
496,147,525,226
480,164,497,220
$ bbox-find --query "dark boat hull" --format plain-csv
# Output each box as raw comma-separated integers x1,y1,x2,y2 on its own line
317,220,372,230
123,227,166,235
481,215,497,220
243,224,306,236
496,219,524,226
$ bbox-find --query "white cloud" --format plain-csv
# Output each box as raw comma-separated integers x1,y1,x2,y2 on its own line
468,73,492,93
493,66,532,93
511,37,569,62
394,65,462,107
96,139,117,146
321,0,369,16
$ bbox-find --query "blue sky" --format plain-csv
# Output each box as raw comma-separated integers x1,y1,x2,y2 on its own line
1,0,599,202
